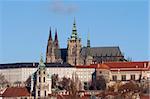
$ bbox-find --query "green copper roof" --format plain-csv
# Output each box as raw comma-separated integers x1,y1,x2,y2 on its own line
38,54,46,69
71,18,78,40
87,31,90,48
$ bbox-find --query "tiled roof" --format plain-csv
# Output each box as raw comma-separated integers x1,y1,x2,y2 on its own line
104,61,150,71
76,61,150,71
81,46,123,57
60,46,125,63
140,94,150,99
97,64,110,70
0,62,74,69
2,87,30,97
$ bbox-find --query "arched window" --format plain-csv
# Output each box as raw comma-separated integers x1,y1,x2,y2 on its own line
43,77,45,82
39,77,41,82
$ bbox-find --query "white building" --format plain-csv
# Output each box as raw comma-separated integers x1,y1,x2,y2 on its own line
0,61,150,90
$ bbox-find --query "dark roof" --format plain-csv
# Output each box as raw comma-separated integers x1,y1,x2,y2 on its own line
81,46,123,57
0,62,74,69
60,46,124,62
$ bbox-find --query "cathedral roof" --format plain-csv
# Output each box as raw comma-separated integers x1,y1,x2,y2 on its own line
81,46,123,57
60,46,124,63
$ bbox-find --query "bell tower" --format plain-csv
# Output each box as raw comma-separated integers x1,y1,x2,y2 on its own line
67,19,82,65
46,27,62,63
35,55,50,98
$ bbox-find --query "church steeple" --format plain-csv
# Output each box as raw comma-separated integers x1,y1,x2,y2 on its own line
71,18,78,40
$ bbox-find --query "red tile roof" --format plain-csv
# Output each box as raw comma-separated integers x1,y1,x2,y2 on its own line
104,61,150,71
140,94,150,99
97,64,110,70
2,87,30,97
76,61,150,71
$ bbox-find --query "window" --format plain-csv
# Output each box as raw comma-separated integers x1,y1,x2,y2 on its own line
45,90,47,96
39,71,40,75
43,77,45,82
131,75,135,80
112,75,117,81
43,71,45,74
121,75,126,81
39,77,41,82
38,90,40,97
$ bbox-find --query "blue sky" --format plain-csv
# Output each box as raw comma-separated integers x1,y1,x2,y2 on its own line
0,0,149,63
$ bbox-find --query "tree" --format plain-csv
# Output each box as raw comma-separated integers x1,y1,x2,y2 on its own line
69,72,82,98
89,75,106,90
0,73,9,88
59,76,71,90
51,74,59,89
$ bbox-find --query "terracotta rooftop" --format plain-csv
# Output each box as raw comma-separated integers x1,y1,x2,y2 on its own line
2,87,30,97
104,61,150,71
97,64,110,70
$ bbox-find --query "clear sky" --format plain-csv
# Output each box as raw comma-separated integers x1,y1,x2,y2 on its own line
0,0,149,63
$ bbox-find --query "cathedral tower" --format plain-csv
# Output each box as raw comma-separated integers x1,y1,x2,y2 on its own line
46,28,55,63
67,19,82,65
54,29,62,63
46,28,62,63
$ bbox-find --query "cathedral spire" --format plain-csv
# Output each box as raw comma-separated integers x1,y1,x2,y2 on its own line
49,27,52,41
54,28,58,41
87,30,90,48
71,18,78,40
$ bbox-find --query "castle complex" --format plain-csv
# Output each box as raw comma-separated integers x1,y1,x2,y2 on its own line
46,19,126,65
0,20,149,98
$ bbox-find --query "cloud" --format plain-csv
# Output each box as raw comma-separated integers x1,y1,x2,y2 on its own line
51,0,78,14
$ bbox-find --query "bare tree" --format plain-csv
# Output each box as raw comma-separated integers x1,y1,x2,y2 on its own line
89,75,106,90
69,72,81,98
0,73,9,88
59,76,71,90
51,74,59,89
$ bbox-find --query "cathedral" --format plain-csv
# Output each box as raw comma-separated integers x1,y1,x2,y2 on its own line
46,19,126,65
